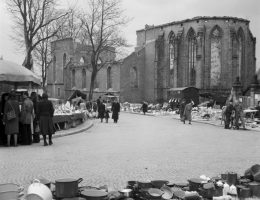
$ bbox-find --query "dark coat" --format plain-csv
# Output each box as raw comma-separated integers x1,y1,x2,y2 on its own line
98,103,105,119
141,103,148,113
225,104,234,116
4,100,20,135
112,102,120,120
37,99,55,135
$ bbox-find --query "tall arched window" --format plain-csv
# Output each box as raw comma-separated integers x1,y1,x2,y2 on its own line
237,27,245,82
107,66,112,89
72,69,76,88
130,67,138,88
168,31,177,88
169,32,175,70
63,53,66,68
210,26,222,87
187,28,196,86
80,57,86,65
53,56,56,82
82,69,86,89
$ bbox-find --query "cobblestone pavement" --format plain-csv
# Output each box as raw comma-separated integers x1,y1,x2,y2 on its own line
0,112,260,191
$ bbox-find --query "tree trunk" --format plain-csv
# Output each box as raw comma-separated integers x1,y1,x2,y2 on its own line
89,68,97,101
23,48,33,70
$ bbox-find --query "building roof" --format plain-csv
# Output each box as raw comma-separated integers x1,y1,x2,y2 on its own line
137,16,250,32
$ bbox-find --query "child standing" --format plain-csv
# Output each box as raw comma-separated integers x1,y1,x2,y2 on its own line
104,108,110,123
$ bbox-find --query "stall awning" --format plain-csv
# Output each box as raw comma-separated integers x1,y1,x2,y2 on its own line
0,60,41,85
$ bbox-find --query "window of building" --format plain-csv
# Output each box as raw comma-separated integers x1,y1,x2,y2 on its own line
72,69,76,87
94,78,99,89
82,69,86,89
53,56,56,82
168,31,178,88
58,87,60,97
63,53,66,68
107,66,112,89
80,57,86,65
130,67,138,88
187,28,196,86
210,26,222,87
169,32,175,70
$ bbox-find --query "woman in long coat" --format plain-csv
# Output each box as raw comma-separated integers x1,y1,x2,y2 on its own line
183,101,194,124
4,92,20,146
37,93,55,146
111,99,120,123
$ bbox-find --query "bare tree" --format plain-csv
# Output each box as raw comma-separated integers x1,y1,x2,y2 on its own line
33,25,54,91
55,7,83,40
79,0,129,100
7,0,68,70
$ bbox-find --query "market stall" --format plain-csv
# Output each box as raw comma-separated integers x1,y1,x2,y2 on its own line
52,100,87,130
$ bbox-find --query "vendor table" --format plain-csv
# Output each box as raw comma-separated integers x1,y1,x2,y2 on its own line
53,113,85,130
244,109,258,120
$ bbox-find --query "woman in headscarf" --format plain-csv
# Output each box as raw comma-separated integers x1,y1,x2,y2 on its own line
37,93,55,146
3,91,20,146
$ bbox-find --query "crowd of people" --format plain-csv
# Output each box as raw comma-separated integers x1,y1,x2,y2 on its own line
0,91,55,147
96,96,121,123
177,97,256,130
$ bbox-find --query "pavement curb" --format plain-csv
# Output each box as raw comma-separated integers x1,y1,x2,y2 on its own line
38,120,94,140
53,121,94,139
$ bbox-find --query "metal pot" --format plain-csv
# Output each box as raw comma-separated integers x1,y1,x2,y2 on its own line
53,178,83,198
120,189,133,197
248,181,260,197
80,189,108,200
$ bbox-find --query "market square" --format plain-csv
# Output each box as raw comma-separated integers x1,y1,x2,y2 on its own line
1,0,260,199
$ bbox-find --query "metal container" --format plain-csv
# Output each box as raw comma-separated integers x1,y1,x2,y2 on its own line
248,181,260,197
120,189,133,197
151,180,169,189
80,189,108,200
54,178,83,198
227,172,237,186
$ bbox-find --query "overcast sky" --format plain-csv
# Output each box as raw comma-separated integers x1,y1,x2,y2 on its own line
0,0,259,71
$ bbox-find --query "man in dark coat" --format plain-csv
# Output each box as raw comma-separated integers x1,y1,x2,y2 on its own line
224,100,234,129
111,99,120,123
37,93,55,146
179,99,186,121
96,96,101,118
98,100,105,122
